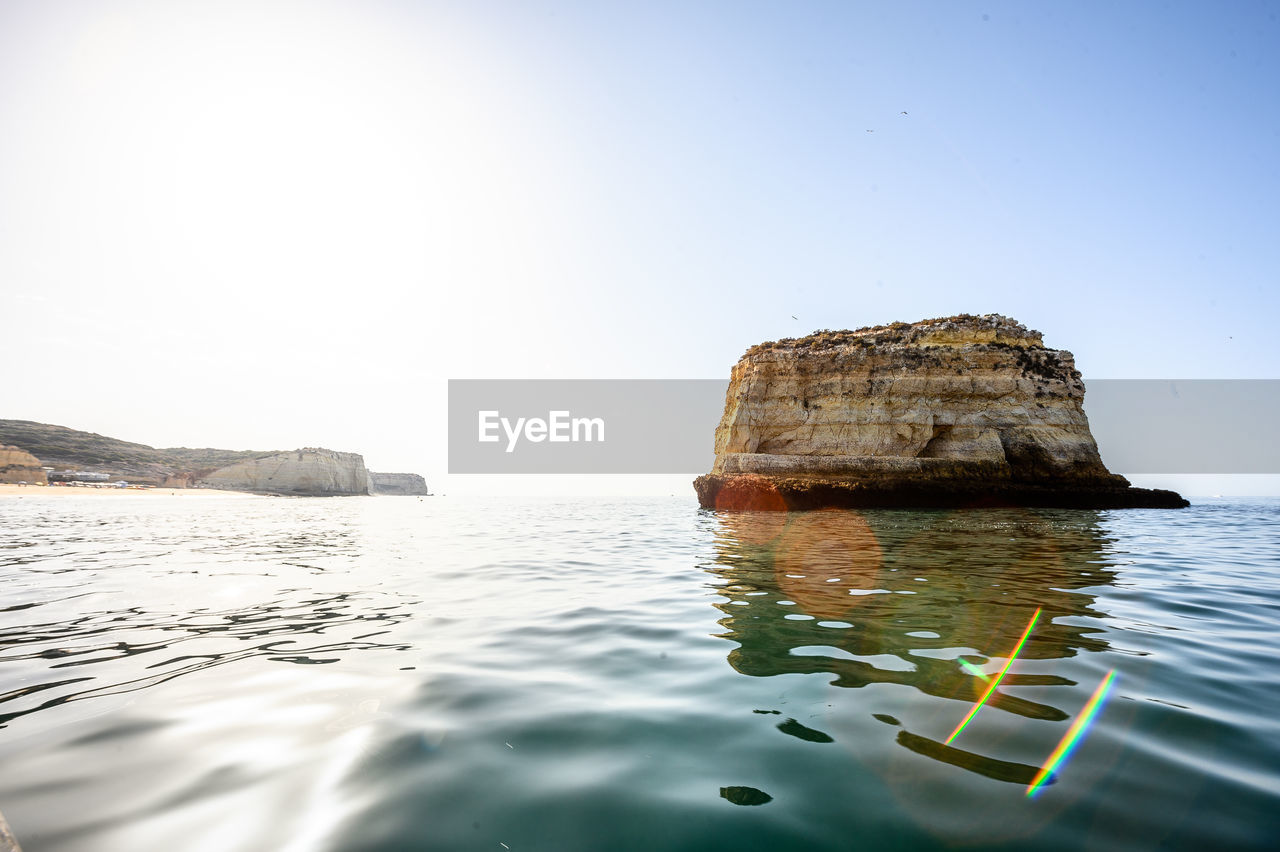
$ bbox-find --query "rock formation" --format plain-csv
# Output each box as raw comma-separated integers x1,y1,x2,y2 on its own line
198,448,371,496
0,419,430,497
694,314,1187,509
0,806,21,852
0,444,46,484
369,472,430,495
0,420,276,485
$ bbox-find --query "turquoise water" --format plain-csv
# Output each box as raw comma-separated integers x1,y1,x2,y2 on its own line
1,495,1278,850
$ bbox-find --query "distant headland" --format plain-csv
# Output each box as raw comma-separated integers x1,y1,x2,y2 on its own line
0,419,428,497
694,314,1188,510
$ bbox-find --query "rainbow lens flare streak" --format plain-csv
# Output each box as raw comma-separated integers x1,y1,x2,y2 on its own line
944,607,1041,745
1025,669,1117,798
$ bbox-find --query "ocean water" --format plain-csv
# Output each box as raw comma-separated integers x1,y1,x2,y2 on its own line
1,494,1278,851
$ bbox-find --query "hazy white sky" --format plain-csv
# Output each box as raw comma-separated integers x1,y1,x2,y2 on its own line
2,1,1277,495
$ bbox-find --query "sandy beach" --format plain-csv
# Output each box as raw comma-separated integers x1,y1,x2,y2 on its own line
0,483,261,498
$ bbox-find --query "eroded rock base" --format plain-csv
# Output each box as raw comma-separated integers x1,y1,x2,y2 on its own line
694,473,1190,511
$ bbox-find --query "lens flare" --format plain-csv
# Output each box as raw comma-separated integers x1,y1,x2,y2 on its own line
1025,669,1117,798
959,660,991,682
944,607,1041,745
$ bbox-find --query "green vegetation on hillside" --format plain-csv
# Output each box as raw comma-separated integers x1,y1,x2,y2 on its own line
0,419,278,475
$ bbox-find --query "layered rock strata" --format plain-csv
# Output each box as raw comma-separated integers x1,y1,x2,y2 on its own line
198,448,371,496
694,314,1187,509
0,444,46,484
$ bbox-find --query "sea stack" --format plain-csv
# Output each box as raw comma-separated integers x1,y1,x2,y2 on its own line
694,314,1187,510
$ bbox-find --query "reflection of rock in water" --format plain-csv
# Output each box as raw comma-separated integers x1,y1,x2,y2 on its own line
896,729,1040,785
719,786,773,806
777,717,834,743
708,508,1119,726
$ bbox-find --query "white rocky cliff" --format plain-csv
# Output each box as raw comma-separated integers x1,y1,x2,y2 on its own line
199,448,370,496
369,472,430,495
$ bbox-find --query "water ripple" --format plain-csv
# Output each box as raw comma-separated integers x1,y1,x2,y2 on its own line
0,495,1277,851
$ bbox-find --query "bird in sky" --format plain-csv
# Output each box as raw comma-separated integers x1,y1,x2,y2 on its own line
901,111,908,115
866,129,874,133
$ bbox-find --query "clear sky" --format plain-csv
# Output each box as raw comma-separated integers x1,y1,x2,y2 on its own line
1,0,1277,494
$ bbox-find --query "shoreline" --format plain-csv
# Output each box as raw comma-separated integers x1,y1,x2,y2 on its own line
0,483,262,498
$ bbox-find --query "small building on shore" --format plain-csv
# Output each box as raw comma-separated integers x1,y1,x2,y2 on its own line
48,470,112,483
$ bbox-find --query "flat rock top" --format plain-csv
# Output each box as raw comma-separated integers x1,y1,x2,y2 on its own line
743,313,1045,358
